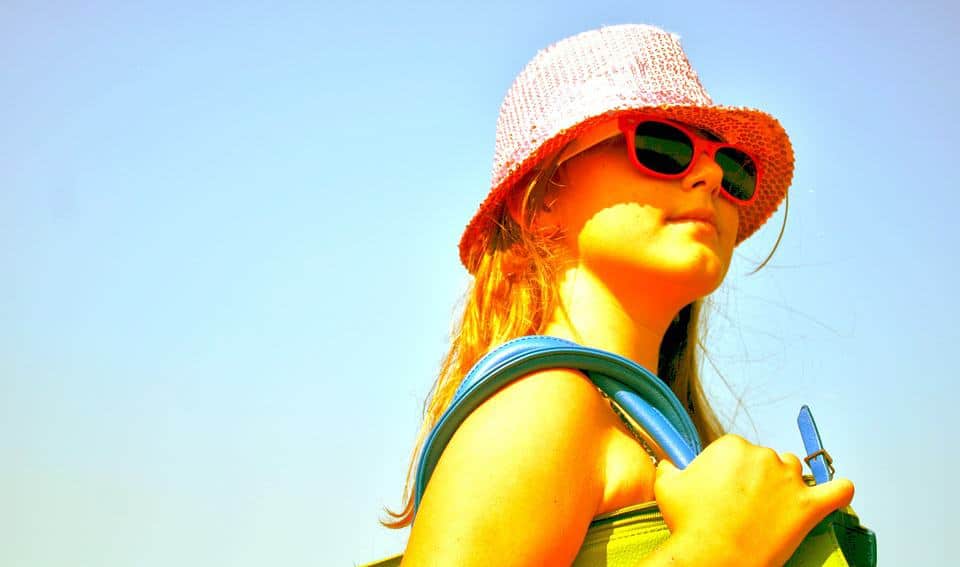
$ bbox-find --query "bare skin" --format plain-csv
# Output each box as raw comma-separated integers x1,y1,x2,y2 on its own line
402,130,855,566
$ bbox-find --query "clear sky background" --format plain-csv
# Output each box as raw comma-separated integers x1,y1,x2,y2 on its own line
3,1,957,565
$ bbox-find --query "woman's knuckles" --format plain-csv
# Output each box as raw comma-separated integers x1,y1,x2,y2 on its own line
780,452,803,475
717,433,748,448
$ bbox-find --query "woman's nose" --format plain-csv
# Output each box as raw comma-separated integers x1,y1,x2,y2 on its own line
682,151,724,197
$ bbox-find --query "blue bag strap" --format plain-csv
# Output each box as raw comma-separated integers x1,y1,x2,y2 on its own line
797,405,836,485
413,335,702,515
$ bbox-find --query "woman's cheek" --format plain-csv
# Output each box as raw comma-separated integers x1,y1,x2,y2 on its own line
575,204,662,264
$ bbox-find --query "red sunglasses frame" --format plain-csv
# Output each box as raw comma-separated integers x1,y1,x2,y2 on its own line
616,115,762,206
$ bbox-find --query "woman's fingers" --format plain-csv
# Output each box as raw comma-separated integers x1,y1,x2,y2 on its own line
780,452,803,477
655,458,679,480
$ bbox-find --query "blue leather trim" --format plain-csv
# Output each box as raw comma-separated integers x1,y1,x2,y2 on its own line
797,405,832,485
413,335,701,515
454,336,582,397
590,374,697,467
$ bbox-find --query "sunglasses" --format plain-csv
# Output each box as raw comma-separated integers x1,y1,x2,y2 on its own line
558,116,761,205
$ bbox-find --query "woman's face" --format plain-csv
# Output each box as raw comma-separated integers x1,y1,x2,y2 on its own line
541,131,739,301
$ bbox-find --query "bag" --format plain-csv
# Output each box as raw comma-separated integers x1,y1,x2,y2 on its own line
363,336,876,566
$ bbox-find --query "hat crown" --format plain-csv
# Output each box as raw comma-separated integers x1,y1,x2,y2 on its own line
492,24,713,188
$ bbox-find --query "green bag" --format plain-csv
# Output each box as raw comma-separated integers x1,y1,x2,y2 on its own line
363,504,874,567
363,337,876,566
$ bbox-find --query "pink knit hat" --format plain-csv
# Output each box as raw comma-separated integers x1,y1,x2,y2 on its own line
459,24,794,272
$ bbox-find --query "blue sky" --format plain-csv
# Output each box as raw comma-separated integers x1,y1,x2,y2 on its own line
3,1,957,565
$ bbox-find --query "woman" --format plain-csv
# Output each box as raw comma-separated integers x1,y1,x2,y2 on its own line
388,24,855,566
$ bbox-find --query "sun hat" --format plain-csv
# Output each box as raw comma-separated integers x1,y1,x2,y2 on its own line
458,24,794,272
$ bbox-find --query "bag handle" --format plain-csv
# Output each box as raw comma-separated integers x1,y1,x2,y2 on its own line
413,335,701,515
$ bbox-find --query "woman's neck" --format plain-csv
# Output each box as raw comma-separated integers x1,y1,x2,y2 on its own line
541,264,684,373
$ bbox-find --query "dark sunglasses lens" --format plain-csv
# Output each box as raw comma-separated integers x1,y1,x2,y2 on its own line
715,147,757,201
633,121,693,175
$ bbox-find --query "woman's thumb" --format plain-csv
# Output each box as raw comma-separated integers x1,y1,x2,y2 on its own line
808,477,855,513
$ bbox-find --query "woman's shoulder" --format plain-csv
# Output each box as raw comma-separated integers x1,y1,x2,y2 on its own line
474,366,615,429
406,367,623,564
416,365,656,523
447,366,627,463
431,367,615,475
456,366,658,514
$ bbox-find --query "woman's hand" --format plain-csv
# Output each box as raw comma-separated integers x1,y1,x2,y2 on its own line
653,434,855,567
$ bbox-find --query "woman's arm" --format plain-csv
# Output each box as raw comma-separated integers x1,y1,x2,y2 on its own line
401,369,855,567
402,367,616,566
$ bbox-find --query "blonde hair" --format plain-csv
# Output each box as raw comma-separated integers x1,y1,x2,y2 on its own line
383,154,725,528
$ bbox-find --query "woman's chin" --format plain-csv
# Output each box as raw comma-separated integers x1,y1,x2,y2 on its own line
657,258,726,298
670,248,728,291
585,246,728,299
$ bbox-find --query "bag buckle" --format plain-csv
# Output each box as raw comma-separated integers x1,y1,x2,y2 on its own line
803,448,836,480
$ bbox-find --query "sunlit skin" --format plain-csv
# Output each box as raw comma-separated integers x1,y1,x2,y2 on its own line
537,135,740,373
401,124,854,567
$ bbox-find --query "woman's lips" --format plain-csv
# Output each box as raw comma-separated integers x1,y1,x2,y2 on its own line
667,209,717,231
